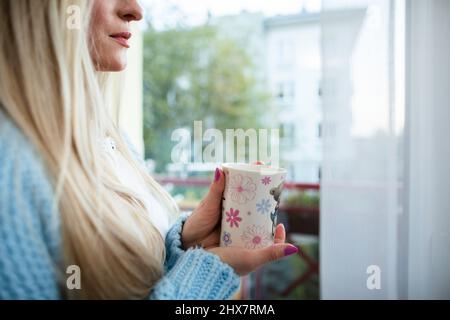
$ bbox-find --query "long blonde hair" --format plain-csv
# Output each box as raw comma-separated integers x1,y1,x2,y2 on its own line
0,0,179,299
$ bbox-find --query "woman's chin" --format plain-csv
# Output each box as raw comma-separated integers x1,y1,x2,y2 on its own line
96,55,127,72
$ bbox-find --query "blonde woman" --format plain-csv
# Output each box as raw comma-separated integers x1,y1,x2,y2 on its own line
0,0,298,299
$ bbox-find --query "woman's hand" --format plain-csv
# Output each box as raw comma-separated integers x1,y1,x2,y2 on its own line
207,223,299,276
181,164,298,276
181,168,225,250
181,162,267,249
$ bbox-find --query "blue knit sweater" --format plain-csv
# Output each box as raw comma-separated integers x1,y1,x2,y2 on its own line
0,109,240,299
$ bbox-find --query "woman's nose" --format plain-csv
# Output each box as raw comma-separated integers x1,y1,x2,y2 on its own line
119,0,143,22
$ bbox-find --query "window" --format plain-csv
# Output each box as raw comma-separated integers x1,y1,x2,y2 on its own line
277,39,295,67
280,122,295,147
139,1,322,300
276,81,295,105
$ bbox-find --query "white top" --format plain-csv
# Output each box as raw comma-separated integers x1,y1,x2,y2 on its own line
101,137,170,239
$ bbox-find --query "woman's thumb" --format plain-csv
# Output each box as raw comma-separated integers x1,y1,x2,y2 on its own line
192,168,225,220
205,168,225,202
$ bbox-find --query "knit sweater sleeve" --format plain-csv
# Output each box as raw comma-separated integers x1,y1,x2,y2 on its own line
149,213,241,300
163,211,191,272
0,112,62,299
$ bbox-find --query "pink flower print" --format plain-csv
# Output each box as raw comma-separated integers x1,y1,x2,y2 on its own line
261,176,272,186
229,174,257,204
225,208,242,228
241,225,272,249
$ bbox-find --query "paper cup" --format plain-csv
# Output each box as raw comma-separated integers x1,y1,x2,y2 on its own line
219,163,287,249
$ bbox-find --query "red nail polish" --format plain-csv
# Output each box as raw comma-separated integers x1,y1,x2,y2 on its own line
284,245,298,257
214,168,221,182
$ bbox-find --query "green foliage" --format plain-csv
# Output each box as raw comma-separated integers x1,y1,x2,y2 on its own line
284,190,320,208
143,25,271,172
283,242,320,300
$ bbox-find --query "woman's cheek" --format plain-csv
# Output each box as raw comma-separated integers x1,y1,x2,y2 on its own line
89,23,127,71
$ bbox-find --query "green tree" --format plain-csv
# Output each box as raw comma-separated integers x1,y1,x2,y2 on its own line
143,24,271,172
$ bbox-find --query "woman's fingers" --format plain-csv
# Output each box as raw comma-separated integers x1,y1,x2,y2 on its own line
250,243,298,270
273,223,286,244
208,242,298,276
199,228,221,249
182,168,225,249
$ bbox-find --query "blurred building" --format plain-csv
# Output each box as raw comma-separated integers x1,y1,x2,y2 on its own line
214,12,323,183
264,13,322,183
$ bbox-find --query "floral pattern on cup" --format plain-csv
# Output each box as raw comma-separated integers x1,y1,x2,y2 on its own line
261,176,272,186
241,225,272,249
222,231,232,246
228,174,257,204
256,198,271,215
225,208,242,228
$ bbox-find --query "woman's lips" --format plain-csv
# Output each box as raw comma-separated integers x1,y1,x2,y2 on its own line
109,32,132,48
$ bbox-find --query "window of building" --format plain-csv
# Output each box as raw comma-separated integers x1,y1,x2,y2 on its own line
277,39,295,67
276,81,295,105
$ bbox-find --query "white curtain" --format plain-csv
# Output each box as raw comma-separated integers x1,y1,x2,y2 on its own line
320,0,405,299
406,0,450,299
320,0,450,299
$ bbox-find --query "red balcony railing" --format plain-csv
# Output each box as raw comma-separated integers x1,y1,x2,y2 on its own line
156,176,320,235
156,176,319,191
